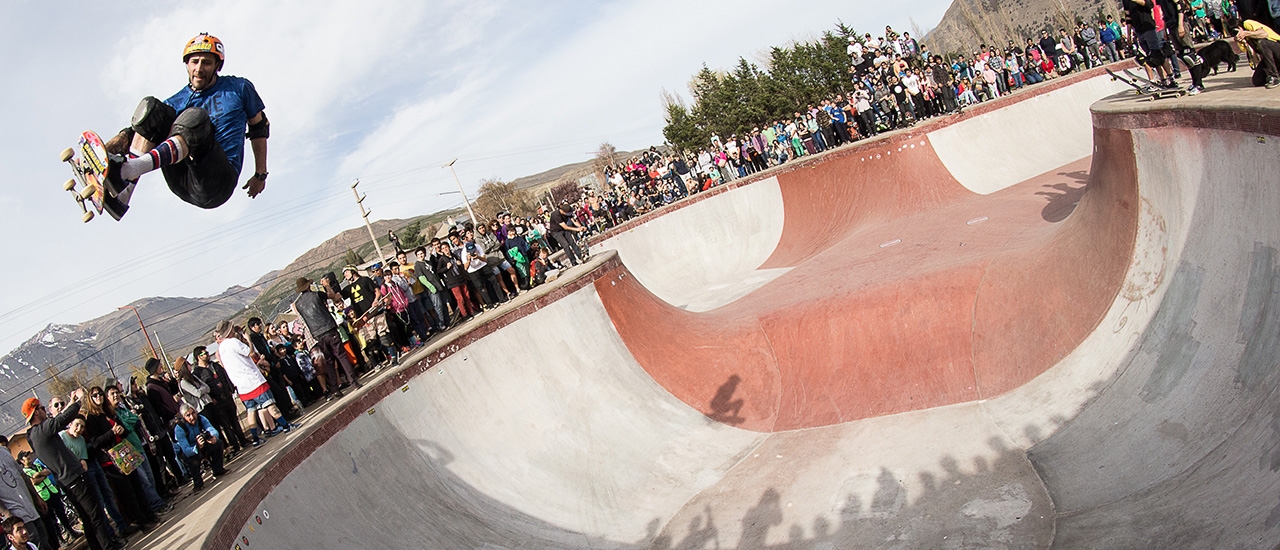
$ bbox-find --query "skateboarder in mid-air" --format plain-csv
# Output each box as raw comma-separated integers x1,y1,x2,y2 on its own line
102,33,269,219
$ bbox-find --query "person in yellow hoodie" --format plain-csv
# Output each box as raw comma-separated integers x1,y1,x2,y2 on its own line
1237,20,1280,87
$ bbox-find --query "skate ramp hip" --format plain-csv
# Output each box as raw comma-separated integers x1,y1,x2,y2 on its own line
206,70,1280,548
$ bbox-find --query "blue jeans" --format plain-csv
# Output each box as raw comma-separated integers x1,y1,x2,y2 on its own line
134,453,167,511
85,461,126,533
405,298,430,340
418,291,448,331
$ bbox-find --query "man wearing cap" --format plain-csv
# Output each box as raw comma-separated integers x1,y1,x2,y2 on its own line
213,321,292,440
191,346,250,453
291,277,358,400
24,396,125,550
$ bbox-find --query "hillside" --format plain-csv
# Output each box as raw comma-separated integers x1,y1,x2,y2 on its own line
243,210,463,322
925,0,1119,56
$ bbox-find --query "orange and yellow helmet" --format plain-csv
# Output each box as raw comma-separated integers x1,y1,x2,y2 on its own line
182,33,225,66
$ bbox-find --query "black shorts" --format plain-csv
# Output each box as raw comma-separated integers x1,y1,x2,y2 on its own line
160,143,238,209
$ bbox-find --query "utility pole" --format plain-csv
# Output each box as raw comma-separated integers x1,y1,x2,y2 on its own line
118,305,157,360
154,332,174,376
351,179,387,267
443,159,479,226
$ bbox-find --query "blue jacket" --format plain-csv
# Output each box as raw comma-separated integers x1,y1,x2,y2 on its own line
173,414,219,458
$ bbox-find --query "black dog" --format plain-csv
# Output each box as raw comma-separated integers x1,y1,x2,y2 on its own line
1197,39,1239,76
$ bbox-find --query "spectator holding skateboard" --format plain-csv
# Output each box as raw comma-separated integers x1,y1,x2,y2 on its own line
101,33,269,219
549,202,587,266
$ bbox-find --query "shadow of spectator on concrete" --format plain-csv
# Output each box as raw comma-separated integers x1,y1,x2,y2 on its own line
707,374,747,425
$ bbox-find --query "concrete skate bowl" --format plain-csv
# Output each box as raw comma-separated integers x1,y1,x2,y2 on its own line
208,70,1280,549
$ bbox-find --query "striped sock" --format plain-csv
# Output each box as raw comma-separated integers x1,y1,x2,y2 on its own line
121,137,187,181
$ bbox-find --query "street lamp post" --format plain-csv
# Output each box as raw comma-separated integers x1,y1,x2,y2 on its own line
443,158,479,225
118,305,158,360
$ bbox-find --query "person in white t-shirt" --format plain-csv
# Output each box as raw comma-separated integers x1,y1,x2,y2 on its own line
847,38,864,63
213,320,293,442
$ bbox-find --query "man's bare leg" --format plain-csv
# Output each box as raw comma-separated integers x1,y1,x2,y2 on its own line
257,409,276,432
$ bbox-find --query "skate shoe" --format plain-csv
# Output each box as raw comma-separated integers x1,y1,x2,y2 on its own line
103,153,131,198
102,182,133,221
102,195,129,221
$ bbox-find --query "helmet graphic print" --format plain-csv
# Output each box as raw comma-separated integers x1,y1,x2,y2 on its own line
183,33,225,67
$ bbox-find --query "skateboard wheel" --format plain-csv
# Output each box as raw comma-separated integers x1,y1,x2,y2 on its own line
79,186,96,200
64,179,76,191
82,211,94,223
59,148,74,163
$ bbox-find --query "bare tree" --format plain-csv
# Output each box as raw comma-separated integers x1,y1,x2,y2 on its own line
548,178,581,206
475,178,538,220
595,142,618,172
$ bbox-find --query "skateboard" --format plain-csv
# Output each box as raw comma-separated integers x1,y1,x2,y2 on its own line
1113,68,1186,101
58,131,110,223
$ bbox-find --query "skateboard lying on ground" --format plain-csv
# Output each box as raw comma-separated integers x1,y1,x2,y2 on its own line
58,131,110,223
1107,68,1186,101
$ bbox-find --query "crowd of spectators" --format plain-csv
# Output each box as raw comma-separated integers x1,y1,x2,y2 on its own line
565,16,1146,237
564,2,1280,237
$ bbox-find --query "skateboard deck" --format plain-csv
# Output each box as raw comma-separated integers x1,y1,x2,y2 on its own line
1119,68,1187,101
59,131,110,222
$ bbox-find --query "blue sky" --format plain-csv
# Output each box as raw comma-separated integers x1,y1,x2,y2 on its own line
0,0,950,357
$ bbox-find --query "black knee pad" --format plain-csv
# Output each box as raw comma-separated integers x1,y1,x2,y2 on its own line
130,97,177,144
171,107,216,156
1144,51,1167,67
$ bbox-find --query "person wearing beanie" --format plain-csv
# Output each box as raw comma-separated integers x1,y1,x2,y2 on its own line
142,358,180,426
